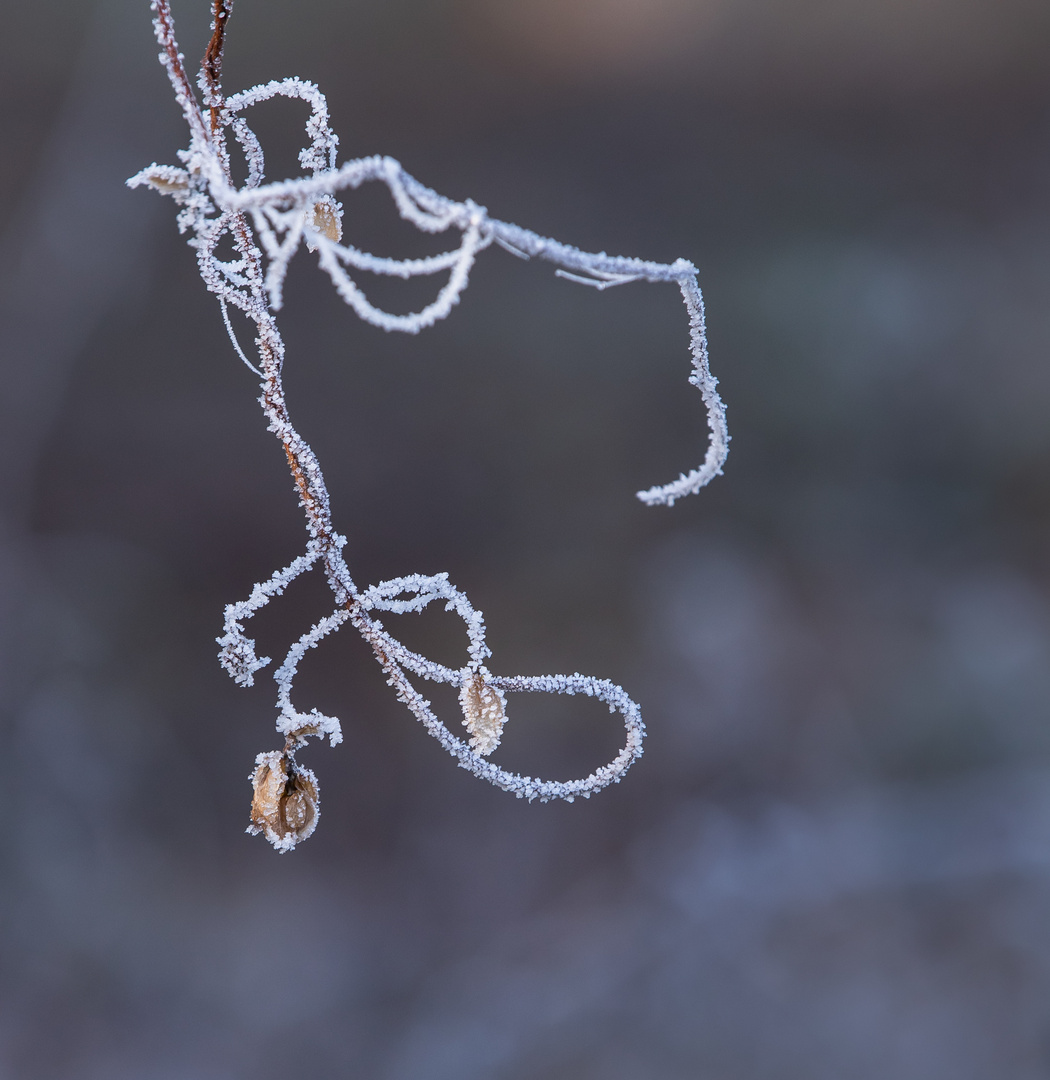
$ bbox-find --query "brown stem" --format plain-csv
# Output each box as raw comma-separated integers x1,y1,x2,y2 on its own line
152,0,211,147
154,0,190,92
182,2,415,738
202,0,234,132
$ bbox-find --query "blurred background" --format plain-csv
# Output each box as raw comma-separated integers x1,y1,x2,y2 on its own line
3,0,1050,1076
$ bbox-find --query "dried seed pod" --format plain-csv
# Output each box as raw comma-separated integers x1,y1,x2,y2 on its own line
248,750,319,851
459,670,507,756
308,195,343,246
137,164,191,196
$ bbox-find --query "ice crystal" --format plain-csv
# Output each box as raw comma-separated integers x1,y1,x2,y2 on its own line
130,0,728,849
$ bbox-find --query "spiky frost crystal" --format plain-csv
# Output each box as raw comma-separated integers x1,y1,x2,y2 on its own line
130,0,728,849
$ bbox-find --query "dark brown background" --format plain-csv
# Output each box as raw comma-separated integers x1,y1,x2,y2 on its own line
3,1,1050,1076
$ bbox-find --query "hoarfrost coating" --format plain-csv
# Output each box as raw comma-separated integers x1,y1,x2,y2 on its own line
130,0,726,849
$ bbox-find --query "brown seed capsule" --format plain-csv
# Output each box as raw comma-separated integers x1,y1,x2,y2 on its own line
141,166,191,197
248,751,319,851
459,670,507,756
310,196,343,243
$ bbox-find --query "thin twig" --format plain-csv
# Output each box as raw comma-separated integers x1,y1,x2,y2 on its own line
202,0,233,132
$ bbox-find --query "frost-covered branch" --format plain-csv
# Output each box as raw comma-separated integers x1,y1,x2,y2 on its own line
130,0,726,850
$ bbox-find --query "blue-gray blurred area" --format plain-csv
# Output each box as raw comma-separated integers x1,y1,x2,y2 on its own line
3,0,1050,1076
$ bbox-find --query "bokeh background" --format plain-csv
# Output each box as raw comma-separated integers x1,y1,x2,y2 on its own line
3,0,1050,1076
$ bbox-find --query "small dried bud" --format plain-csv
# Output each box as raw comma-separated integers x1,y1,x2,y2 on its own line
459,670,507,756
131,164,191,197
306,196,343,249
248,751,319,852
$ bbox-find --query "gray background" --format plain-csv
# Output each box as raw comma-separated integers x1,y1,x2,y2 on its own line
3,0,1050,1076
